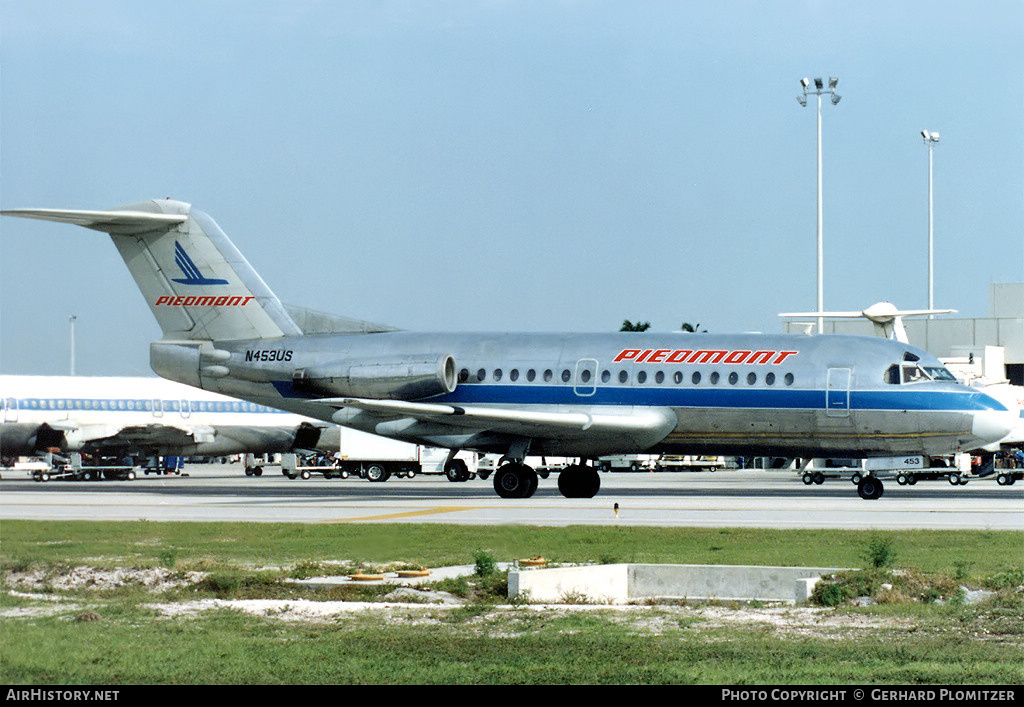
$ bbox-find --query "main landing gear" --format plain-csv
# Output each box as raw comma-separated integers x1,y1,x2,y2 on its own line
557,463,601,498
492,460,538,498
492,457,601,499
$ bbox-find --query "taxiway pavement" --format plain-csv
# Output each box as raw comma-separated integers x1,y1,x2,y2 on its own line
1,465,1020,530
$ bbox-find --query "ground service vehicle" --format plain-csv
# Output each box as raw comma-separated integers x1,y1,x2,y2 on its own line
279,427,477,482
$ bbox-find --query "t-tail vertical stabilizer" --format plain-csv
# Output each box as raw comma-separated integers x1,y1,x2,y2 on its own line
3,199,301,343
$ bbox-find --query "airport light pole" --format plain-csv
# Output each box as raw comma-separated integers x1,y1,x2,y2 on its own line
69,315,77,376
797,77,841,334
921,130,940,317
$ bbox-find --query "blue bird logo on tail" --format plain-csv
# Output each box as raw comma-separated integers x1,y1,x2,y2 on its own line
171,241,229,285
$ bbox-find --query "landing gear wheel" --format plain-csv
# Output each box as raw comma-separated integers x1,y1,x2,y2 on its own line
802,473,814,485
557,465,601,498
813,472,825,485
493,463,537,498
857,476,884,500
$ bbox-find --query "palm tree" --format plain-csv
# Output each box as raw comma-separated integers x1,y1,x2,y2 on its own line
680,322,706,333
620,319,651,332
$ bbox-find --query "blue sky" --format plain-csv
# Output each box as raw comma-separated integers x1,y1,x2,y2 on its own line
1,0,1021,376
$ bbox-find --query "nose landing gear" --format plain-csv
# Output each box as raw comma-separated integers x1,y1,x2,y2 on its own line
856,475,884,500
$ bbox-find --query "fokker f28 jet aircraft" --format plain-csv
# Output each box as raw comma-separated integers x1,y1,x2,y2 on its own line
2,200,1012,500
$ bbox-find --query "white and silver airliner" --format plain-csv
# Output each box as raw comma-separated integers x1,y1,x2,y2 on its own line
2,199,1012,499
0,374,337,468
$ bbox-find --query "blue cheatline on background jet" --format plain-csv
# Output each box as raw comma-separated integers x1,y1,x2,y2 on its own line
2,199,1013,500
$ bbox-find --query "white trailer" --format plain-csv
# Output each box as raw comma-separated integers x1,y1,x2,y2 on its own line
797,454,976,496
281,427,477,482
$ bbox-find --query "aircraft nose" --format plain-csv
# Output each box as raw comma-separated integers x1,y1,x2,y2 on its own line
971,409,1014,446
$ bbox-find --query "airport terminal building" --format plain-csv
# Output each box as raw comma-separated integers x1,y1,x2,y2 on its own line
785,283,1023,386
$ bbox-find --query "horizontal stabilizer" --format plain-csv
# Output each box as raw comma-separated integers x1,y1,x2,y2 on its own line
1,208,186,234
779,301,956,323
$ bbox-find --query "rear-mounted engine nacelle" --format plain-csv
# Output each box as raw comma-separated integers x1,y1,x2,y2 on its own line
293,354,457,400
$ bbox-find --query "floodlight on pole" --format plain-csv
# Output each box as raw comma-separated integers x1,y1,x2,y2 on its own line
796,76,842,334
921,129,941,317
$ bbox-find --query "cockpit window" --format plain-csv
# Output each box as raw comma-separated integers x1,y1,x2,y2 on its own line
886,363,947,384
902,365,928,383
923,366,957,381
902,351,920,362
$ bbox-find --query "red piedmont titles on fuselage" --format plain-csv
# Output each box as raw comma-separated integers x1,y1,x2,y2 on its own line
612,349,798,365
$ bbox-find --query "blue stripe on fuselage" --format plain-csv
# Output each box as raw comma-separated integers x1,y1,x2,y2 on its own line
270,379,1004,413
429,384,1002,412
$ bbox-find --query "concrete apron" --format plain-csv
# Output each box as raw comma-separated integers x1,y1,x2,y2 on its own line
508,564,851,605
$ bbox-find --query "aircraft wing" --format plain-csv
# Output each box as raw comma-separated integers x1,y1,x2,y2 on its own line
43,421,216,450
321,397,677,449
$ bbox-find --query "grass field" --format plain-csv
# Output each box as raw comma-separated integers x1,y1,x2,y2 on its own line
1,521,1021,685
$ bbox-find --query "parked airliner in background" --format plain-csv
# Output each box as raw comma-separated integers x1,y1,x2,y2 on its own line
2,200,1013,500
0,375,338,471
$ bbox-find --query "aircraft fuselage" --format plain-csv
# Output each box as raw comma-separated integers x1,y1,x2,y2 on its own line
168,331,1005,461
